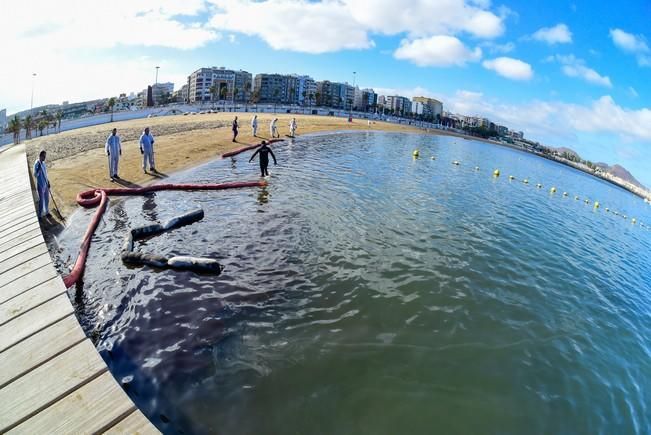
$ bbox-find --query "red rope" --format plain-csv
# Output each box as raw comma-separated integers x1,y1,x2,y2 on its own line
63,180,267,287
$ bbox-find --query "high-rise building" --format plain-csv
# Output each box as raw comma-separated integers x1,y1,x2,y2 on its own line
188,67,253,104
385,95,412,115
412,96,443,120
316,81,355,109
252,73,316,106
354,88,378,112
149,82,174,105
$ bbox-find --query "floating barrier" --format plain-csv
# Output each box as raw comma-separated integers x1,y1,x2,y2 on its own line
452,161,460,165
509,175,515,180
121,209,224,274
221,138,284,158
63,180,267,288
474,166,480,171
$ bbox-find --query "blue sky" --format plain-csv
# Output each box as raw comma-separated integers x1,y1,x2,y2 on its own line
2,0,651,185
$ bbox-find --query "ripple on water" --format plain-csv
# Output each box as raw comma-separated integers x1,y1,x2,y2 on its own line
56,132,651,434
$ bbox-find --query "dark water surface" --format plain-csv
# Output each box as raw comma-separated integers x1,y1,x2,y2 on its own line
55,132,651,434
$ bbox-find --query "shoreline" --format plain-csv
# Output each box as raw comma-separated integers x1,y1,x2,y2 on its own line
22,112,649,223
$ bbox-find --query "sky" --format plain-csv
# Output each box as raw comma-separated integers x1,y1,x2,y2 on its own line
2,0,651,185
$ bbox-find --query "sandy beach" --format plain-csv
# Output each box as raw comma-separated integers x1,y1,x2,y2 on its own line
25,113,435,218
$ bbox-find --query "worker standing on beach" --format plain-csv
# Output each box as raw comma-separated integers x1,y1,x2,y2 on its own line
232,116,239,142
105,128,122,180
270,118,279,138
289,118,297,137
249,140,277,177
33,150,51,219
251,115,258,137
139,127,156,173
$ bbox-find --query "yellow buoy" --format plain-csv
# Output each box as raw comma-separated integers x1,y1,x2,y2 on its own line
493,169,500,177
594,201,600,208
413,149,419,157
550,187,557,193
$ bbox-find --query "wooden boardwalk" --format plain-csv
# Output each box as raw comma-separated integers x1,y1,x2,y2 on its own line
0,145,159,434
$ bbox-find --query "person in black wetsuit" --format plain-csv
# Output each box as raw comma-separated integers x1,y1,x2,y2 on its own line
249,141,277,177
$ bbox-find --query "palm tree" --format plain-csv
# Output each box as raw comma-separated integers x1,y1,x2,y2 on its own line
272,88,280,113
24,115,33,140
8,116,21,144
220,85,228,112
37,119,47,136
108,97,116,122
244,82,252,112
232,87,239,111
315,92,321,107
55,111,63,133
309,92,315,113
209,84,218,108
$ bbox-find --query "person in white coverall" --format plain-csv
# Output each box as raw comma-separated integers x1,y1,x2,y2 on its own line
105,128,122,180
270,118,279,138
251,115,258,137
139,127,156,173
33,150,51,218
289,118,297,137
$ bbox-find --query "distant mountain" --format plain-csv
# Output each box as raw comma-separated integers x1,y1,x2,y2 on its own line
555,147,580,158
608,164,646,189
552,147,646,190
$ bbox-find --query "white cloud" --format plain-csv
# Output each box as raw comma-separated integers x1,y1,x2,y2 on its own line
446,90,651,145
1,0,219,52
208,0,372,53
551,55,612,87
482,41,516,54
532,23,573,45
482,57,533,80
207,0,505,54
609,28,651,66
394,36,482,67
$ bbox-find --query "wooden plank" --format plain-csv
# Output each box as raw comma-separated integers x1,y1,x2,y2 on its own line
0,277,66,326
0,340,107,433
0,204,37,226
0,252,53,289
0,201,33,220
0,315,85,388
0,294,73,352
0,227,41,255
8,371,135,435
0,262,59,304
104,410,160,435
0,235,44,264
0,243,48,272
0,215,39,240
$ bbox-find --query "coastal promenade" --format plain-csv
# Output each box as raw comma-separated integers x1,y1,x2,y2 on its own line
0,144,158,433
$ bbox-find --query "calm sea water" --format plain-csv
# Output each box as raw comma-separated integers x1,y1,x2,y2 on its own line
55,132,651,434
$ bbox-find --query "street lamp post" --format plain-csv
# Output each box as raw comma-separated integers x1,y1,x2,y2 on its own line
30,73,37,116
349,71,356,120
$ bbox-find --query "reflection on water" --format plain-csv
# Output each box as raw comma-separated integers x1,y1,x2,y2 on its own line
56,132,651,434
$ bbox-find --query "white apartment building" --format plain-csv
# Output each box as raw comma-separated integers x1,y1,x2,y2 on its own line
188,67,253,104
